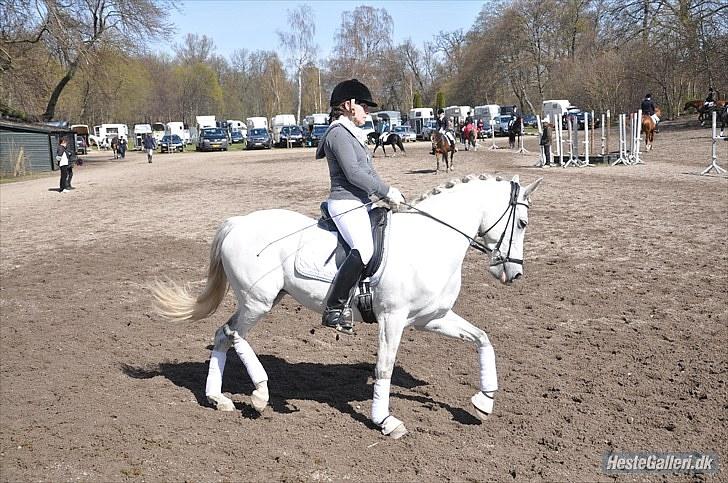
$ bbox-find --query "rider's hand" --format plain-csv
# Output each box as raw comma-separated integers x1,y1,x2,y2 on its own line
386,187,405,207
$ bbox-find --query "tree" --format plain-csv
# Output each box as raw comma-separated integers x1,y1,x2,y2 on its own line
413,92,423,108
278,5,318,123
12,0,173,120
436,91,445,110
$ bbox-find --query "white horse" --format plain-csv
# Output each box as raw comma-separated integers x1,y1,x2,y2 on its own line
152,174,542,439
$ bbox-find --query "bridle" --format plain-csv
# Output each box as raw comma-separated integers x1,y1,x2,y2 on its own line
403,181,529,268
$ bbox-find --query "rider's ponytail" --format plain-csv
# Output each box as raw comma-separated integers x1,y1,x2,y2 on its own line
329,105,345,124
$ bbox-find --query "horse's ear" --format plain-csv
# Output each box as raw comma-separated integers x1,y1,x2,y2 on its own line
522,177,543,200
511,174,520,184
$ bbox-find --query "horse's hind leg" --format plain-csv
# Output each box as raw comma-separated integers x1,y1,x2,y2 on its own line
415,310,497,421
206,293,282,413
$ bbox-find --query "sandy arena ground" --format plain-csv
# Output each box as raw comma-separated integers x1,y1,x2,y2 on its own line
1,122,726,482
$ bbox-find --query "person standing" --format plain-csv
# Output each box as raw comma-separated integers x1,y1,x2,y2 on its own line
56,137,71,193
110,136,119,159
118,136,128,159
143,133,156,163
540,121,553,167
315,78,404,334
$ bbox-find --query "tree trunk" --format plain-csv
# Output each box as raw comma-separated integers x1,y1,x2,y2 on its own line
43,60,80,121
297,68,302,124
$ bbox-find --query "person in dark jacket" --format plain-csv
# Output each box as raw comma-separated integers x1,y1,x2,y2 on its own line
315,79,404,333
540,121,553,167
641,93,656,116
56,137,72,192
142,134,156,163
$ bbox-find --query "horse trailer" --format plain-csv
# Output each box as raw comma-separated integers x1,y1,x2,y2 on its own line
542,100,573,125
270,114,297,145
246,117,268,131
374,111,402,128
408,108,434,139
445,106,472,126
152,122,166,143
166,122,190,145
133,124,152,150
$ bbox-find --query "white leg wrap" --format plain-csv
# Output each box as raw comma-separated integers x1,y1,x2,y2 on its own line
205,350,227,396
479,344,498,393
371,378,391,425
231,332,268,385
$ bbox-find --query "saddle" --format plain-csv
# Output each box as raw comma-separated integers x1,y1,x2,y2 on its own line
294,203,391,323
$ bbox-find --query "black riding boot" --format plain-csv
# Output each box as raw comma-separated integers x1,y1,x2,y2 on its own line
322,249,365,333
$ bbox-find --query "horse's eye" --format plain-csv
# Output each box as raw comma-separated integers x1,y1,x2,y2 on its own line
518,219,528,229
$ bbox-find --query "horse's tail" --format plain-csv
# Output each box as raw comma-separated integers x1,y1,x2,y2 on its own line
151,220,234,322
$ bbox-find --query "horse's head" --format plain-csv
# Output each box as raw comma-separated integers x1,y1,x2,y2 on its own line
479,175,542,284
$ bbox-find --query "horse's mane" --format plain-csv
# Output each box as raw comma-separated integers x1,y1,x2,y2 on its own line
407,173,497,209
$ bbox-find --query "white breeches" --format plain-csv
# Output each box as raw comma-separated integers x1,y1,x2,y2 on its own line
327,198,374,265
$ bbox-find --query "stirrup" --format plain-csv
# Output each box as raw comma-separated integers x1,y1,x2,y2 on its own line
322,308,354,334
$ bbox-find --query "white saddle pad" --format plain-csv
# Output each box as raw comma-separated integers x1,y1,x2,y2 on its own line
294,216,390,285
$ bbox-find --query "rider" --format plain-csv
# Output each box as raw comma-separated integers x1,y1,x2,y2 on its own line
641,93,659,126
704,87,716,109
431,108,457,154
315,79,405,333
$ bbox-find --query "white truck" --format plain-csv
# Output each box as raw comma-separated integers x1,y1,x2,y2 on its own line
408,108,434,139
473,105,500,137
246,117,268,131
304,113,328,128
94,123,129,146
542,100,573,125
133,124,152,150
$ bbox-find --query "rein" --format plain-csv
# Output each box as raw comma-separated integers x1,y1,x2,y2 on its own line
403,181,529,267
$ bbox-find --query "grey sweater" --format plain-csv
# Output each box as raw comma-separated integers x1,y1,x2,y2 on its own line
316,124,390,202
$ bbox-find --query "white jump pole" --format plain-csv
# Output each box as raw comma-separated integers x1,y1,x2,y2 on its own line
606,109,611,157
536,115,545,167
600,113,606,156
580,112,594,167
488,119,499,150
633,109,643,165
612,113,629,166
516,117,530,154
563,115,577,167
701,111,727,175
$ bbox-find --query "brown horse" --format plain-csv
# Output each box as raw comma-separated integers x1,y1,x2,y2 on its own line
641,107,662,151
431,131,454,173
463,123,478,151
684,99,727,124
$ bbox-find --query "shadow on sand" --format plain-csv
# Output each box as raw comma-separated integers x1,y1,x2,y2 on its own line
122,353,481,426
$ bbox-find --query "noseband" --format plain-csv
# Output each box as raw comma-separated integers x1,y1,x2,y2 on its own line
402,181,529,267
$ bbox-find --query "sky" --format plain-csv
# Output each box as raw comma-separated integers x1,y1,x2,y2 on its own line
153,1,485,61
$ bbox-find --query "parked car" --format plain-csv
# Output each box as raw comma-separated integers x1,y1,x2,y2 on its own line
522,115,538,128
393,125,416,142
246,128,272,150
561,110,602,130
420,119,439,140
75,136,87,155
306,124,328,147
196,128,228,151
277,125,304,147
495,115,515,136
230,130,245,144
160,134,184,153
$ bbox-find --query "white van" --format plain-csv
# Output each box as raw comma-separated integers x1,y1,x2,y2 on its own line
408,108,434,139
374,111,402,129
361,114,375,140
166,122,190,144
474,105,499,124
542,100,572,125
246,117,268,131
94,123,129,144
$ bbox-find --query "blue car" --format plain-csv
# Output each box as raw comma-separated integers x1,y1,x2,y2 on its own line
230,130,245,144
246,128,272,150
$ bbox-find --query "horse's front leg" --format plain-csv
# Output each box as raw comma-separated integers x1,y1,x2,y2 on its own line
372,314,408,439
416,310,497,421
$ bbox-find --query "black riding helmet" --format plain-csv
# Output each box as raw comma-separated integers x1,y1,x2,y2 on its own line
438,108,445,115
330,79,378,108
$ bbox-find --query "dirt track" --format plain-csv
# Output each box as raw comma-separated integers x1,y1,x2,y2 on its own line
1,124,726,482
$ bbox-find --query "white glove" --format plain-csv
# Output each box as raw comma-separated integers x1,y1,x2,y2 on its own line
386,187,405,207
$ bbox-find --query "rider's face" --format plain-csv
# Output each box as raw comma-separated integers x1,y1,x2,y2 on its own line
346,100,368,126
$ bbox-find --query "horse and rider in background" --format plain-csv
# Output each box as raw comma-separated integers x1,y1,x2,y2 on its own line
640,93,661,151
684,88,727,125
463,120,478,151
367,131,406,157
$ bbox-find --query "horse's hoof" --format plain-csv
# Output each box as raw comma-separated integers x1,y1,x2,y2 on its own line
251,390,268,413
381,416,407,439
471,391,494,421
208,393,235,412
